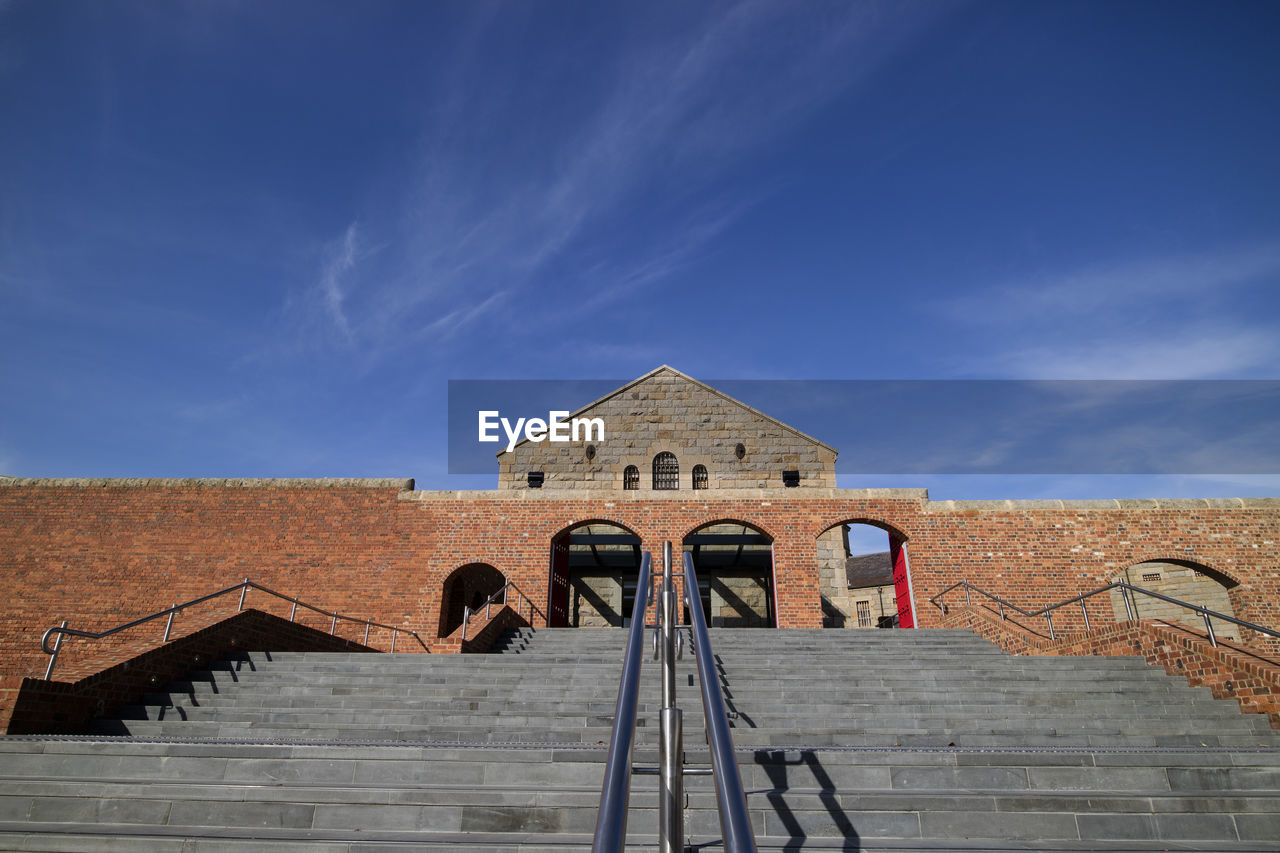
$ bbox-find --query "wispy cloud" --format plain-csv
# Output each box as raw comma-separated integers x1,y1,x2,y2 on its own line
318,222,359,343
942,242,1280,379
281,1,946,365
979,327,1280,379
952,243,1280,324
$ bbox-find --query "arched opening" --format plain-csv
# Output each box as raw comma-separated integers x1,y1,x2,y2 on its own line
653,452,679,490
682,521,775,628
438,563,506,638
1111,559,1241,640
549,521,643,627
817,520,914,629
692,464,709,490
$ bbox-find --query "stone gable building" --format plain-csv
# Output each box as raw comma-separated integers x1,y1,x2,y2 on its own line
497,366,837,492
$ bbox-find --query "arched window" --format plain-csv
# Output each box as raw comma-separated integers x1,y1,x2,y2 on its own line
623,465,639,490
653,452,679,490
692,464,708,490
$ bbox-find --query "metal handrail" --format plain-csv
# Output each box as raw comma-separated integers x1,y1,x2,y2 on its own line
39,577,428,680
460,580,547,642
682,549,757,853
931,578,1280,648
592,550,653,853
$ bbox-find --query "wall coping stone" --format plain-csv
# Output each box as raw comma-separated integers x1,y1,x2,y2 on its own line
2,478,1273,509
400,487,931,501
400,488,1277,509
0,477,415,490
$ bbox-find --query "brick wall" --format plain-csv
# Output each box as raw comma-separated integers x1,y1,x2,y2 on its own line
2,480,1277,684
939,603,1280,728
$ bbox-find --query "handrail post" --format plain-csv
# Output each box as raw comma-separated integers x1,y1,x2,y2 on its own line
238,578,249,612
390,630,397,653
1045,608,1055,640
658,541,683,853
1120,585,1134,621
1079,598,1090,632
964,580,971,605
330,614,337,635
462,606,470,642
1202,607,1218,647
44,620,68,681
163,604,176,642
997,597,1005,620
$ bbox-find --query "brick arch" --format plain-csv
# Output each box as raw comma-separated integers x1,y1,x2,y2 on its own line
1110,556,1248,641
814,515,911,543
549,517,643,543
1119,555,1241,588
437,562,506,638
549,518,643,628
679,517,776,543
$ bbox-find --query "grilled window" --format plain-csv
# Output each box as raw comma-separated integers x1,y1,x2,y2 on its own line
623,465,639,490
692,464,708,490
856,600,872,628
653,452,679,490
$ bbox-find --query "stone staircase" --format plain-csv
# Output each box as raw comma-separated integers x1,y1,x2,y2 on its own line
0,627,1277,850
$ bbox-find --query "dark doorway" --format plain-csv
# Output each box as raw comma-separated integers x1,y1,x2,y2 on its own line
549,522,643,627
438,563,505,637
683,522,775,628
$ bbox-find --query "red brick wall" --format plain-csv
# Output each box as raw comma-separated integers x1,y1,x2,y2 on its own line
2,481,1277,681
940,603,1280,727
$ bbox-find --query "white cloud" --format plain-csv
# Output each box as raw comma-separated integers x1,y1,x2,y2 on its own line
949,243,1280,325
318,222,359,343
979,327,1280,379
943,242,1280,379
283,2,946,364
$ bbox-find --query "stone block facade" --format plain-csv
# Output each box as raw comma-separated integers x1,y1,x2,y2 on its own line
1107,561,1240,640
498,367,837,492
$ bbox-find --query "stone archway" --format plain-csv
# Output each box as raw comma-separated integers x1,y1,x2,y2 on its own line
438,563,506,638
1111,559,1241,640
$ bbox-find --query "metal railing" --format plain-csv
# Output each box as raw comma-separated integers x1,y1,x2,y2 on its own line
39,577,428,680
592,544,756,853
681,546,757,852
931,578,1280,649
592,549,653,852
460,580,546,642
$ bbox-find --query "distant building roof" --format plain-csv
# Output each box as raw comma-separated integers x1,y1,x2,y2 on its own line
845,551,893,589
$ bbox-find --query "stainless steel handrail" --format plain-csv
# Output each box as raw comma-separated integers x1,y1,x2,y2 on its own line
592,549,653,853
683,549,757,853
39,577,429,680
460,579,547,641
931,578,1280,648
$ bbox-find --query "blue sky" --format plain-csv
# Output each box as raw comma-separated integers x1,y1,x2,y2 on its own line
2,0,1278,499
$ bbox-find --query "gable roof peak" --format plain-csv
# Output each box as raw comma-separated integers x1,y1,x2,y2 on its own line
498,365,836,455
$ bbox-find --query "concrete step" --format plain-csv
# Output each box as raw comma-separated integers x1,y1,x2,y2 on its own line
9,626,1279,849
1,741,1278,848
